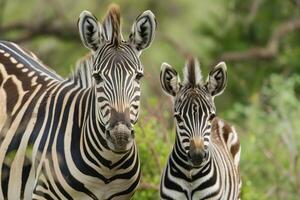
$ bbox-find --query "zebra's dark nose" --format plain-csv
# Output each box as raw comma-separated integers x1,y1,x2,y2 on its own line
188,149,205,167
109,107,131,129
188,137,205,167
106,122,134,153
107,108,134,152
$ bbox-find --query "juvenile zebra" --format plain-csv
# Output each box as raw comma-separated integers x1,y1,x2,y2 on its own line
0,5,156,199
159,57,241,200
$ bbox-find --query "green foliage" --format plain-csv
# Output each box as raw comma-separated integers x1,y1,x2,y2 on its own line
226,74,300,199
133,112,174,199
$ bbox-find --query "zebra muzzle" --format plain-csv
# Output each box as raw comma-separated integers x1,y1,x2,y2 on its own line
106,123,134,153
188,149,205,167
188,137,206,167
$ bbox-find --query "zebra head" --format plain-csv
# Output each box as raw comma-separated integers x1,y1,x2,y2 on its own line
78,5,156,153
160,57,227,167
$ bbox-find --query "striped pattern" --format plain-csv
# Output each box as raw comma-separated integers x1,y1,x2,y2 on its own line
71,54,93,88
91,42,142,127
0,3,157,198
160,57,241,199
0,4,156,200
0,40,141,199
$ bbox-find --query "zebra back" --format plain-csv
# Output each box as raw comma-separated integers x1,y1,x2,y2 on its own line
211,117,241,171
211,117,242,196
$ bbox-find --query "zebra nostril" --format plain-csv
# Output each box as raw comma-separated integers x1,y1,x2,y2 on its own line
188,149,205,167
106,130,112,139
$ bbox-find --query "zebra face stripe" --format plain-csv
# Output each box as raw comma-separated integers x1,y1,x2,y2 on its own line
93,43,142,124
174,87,216,166
92,43,142,152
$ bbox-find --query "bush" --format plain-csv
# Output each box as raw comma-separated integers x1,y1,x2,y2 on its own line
133,112,174,199
226,74,300,199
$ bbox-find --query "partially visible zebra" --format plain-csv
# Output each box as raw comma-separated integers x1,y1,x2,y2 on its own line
0,4,156,199
159,57,241,199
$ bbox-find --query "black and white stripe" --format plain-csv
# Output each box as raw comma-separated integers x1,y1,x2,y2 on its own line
72,54,93,88
159,57,241,199
0,5,156,200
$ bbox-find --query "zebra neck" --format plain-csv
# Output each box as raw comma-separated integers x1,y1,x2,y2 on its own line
168,137,194,178
169,140,231,182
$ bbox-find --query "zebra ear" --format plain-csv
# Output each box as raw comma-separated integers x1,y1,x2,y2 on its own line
160,63,181,97
129,10,156,55
78,10,102,52
207,62,227,97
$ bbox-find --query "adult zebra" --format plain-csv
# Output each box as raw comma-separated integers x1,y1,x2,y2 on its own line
0,5,156,200
159,57,241,199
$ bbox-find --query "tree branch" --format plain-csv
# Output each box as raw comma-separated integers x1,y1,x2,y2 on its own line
1,19,78,43
245,0,262,28
217,19,300,62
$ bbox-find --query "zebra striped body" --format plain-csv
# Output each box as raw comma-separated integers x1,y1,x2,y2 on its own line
160,57,241,199
0,5,156,200
0,41,140,200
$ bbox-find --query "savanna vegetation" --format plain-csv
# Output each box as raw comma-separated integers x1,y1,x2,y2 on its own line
1,0,299,199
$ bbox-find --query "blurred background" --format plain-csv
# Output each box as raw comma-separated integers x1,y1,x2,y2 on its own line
1,0,300,199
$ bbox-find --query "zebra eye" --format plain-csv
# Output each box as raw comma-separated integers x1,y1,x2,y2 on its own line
135,72,143,82
93,73,103,83
208,113,216,121
174,113,183,123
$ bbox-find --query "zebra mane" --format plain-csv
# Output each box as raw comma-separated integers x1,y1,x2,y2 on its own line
183,56,202,87
102,4,122,46
70,54,93,88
